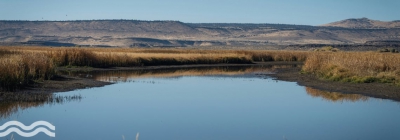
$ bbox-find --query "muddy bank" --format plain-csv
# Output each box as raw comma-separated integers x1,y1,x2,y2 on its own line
271,66,400,102
0,75,111,101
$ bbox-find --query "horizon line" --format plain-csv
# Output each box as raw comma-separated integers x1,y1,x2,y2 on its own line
0,19,328,26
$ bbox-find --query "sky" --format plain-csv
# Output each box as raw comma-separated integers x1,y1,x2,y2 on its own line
0,0,399,25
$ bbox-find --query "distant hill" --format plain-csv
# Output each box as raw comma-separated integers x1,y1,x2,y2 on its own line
0,19,400,48
321,18,400,29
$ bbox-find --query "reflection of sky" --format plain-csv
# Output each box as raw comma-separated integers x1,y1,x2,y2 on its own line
1,76,400,140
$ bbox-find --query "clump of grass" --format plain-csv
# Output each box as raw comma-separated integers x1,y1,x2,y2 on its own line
302,52,400,85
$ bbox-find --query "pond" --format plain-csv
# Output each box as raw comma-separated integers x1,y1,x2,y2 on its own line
1,65,400,140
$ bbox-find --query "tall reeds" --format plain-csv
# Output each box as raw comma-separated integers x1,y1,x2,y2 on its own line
0,50,55,91
44,48,308,68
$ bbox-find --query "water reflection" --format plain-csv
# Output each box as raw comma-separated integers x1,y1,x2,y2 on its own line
2,66,399,140
0,93,82,119
305,87,369,102
59,65,298,82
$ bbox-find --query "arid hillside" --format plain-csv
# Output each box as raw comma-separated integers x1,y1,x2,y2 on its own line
0,19,400,48
321,18,400,29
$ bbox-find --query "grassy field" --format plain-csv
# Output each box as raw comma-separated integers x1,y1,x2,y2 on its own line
302,52,400,86
0,46,399,91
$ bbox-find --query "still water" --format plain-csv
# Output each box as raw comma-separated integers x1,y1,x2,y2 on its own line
1,65,400,140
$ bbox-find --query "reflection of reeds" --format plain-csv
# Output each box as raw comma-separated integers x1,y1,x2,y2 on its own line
305,87,368,102
60,65,296,82
0,93,82,119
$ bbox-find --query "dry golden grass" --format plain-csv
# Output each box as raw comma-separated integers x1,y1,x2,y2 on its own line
46,48,254,67
2,46,308,67
303,52,400,85
2,46,399,91
0,50,55,91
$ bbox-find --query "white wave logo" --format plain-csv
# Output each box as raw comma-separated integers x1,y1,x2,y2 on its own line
0,121,55,137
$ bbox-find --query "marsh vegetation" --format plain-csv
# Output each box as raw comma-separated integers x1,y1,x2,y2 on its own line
0,46,400,92
0,46,307,91
302,52,400,85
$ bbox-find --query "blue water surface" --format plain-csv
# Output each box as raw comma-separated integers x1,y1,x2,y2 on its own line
1,72,400,140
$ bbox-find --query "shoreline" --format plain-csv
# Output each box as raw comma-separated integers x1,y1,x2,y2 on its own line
2,62,400,102
271,66,400,102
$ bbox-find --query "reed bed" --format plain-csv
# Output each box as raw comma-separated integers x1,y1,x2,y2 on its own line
0,51,55,91
0,46,308,91
303,52,400,85
44,48,308,68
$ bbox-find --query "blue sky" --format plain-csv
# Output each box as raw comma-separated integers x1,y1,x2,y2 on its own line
0,0,398,25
